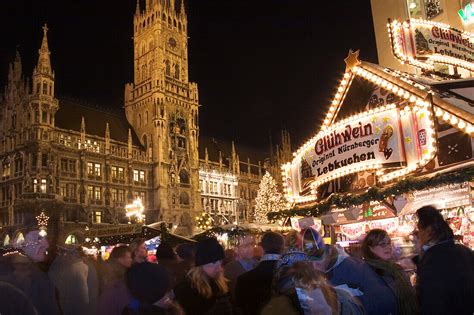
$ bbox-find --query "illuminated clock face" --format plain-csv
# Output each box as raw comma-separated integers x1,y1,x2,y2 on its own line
168,37,177,50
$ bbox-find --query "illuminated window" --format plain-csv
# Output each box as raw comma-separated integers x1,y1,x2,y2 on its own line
407,0,423,18
42,81,47,95
2,160,10,178
87,162,101,176
118,189,125,202
40,179,47,193
94,211,102,223
65,234,78,244
111,188,118,201
94,187,101,201
133,170,145,183
87,186,94,200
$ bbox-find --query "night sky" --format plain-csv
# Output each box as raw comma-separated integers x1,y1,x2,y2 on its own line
0,0,378,151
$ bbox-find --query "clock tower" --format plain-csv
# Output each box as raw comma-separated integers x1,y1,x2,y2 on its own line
124,0,200,234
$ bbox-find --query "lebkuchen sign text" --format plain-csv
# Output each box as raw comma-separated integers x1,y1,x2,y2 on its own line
389,18,474,71
289,108,405,197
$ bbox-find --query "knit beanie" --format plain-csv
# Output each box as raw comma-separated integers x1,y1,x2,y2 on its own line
127,262,171,303
155,242,176,260
195,238,225,266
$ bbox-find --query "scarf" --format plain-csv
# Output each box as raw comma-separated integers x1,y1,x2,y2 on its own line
365,258,419,315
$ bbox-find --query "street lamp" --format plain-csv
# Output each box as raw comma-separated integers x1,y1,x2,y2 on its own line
125,198,145,223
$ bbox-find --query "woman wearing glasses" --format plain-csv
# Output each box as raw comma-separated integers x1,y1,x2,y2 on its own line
361,229,418,315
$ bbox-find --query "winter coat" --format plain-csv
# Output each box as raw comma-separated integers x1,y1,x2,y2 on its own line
235,259,278,315
417,240,474,315
173,278,234,315
97,279,132,315
49,255,97,315
1,264,60,315
0,281,39,315
325,249,396,315
224,259,251,299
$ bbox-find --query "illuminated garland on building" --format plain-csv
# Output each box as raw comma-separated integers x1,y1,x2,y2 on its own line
269,166,474,221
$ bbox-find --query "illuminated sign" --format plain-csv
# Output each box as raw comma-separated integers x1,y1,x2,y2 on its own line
388,19,474,71
283,104,436,204
459,3,474,24
303,108,404,185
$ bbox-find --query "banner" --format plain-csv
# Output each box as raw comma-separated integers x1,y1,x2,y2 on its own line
389,19,474,71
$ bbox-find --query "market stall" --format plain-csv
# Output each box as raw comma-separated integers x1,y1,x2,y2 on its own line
271,19,474,250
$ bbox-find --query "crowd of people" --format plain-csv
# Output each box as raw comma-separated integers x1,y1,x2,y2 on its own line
0,205,473,315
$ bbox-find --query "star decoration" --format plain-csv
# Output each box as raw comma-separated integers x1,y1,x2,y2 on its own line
375,126,381,134
423,148,429,155
344,49,361,71
419,112,425,119
405,137,412,144
372,116,377,123
383,117,390,123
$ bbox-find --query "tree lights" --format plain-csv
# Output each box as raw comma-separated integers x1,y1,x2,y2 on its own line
254,172,288,224
125,198,145,223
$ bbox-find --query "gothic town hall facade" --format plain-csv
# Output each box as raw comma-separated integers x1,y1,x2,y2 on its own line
0,1,291,244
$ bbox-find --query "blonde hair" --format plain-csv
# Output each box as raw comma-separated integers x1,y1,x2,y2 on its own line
290,261,338,314
187,266,229,299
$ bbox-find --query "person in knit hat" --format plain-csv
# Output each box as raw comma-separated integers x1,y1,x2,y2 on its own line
173,238,234,315
122,262,183,315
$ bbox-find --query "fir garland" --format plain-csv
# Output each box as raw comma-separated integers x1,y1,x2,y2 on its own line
267,166,474,221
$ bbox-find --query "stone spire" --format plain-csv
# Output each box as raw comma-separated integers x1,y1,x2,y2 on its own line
128,128,133,158
80,117,86,148
35,24,52,76
105,122,110,154
136,0,140,15
13,49,22,82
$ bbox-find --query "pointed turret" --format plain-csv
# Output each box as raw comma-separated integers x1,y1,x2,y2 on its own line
136,0,140,15
204,147,209,166
13,49,22,82
80,117,86,149
128,128,133,158
218,151,223,169
105,122,110,154
35,24,52,76
32,24,55,97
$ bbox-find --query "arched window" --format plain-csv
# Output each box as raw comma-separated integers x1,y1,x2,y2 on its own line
36,82,41,94
3,234,10,246
179,169,189,184
14,232,25,246
174,64,180,80
65,234,78,244
162,13,166,21
142,134,148,148
145,111,149,125
138,114,142,127
178,22,182,31
168,17,172,26
174,19,177,27
179,192,190,205
42,81,47,94
165,60,171,76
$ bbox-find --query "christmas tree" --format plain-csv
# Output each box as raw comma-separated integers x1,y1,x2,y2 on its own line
254,172,288,224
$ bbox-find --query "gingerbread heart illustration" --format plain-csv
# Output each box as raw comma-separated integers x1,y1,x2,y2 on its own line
384,148,393,159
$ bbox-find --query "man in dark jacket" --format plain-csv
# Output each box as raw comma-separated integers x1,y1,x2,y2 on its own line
235,232,285,315
415,206,474,315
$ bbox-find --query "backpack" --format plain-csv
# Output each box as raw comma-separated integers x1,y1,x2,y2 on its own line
335,288,366,315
